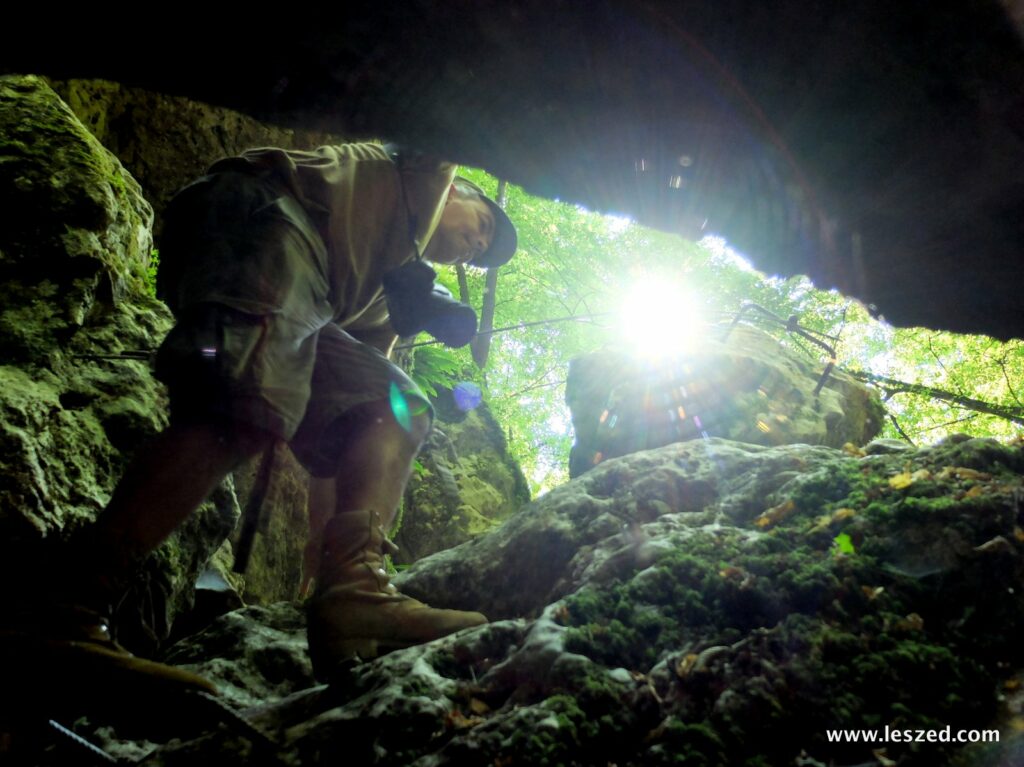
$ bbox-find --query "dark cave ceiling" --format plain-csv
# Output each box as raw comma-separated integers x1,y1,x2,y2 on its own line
3,1,1023,338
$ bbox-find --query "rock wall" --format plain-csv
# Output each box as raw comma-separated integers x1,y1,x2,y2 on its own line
0,75,236,651
394,395,531,565
48,78,339,238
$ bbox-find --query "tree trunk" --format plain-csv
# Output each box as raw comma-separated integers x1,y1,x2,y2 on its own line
471,179,508,369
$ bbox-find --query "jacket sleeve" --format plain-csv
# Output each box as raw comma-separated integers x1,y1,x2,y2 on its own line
345,297,399,356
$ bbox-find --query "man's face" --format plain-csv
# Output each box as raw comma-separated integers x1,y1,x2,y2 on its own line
424,192,495,265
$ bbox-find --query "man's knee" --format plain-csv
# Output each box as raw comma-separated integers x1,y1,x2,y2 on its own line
354,398,432,450
233,420,277,454
405,410,432,447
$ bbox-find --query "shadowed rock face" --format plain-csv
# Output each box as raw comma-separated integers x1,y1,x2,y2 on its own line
3,2,1023,338
394,396,531,565
0,76,238,653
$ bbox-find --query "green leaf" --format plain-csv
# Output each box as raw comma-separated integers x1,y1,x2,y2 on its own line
833,533,856,555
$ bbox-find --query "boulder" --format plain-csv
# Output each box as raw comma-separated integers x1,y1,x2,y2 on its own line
566,325,884,477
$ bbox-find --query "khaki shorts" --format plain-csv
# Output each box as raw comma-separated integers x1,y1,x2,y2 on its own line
155,171,430,477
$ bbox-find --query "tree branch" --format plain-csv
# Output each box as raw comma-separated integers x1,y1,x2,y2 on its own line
455,264,471,304
888,414,915,445
845,369,1024,426
998,356,1024,409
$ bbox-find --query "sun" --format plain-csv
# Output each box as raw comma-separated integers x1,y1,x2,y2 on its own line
618,277,705,358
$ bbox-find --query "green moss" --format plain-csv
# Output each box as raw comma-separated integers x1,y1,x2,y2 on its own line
145,248,160,298
647,719,727,766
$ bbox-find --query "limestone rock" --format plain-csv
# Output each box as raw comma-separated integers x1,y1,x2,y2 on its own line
48,78,341,238
395,396,530,565
566,325,885,477
0,75,236,651
89,434,1024,766
229,443,311,604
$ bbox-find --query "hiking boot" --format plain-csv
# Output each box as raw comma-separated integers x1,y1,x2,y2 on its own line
0,536,218,711
306,509,487,680
1,601,217,721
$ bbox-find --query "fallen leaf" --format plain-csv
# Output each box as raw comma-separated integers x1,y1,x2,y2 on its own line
755,499,795,528
937,466,992,482
894,613,925,633
872,749,898,767
469,698,491,715
676,653,699,678
833,533,856,555
832,508,857,522
888,469,931,489
888,472,914,489
808,514,834,534
861,586,885,601
446,709,484,730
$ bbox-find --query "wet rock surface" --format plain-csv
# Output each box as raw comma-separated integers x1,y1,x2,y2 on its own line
80,435,1024,766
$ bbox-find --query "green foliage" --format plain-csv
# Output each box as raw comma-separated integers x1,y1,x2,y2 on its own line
409,345,463,398
146,248,160,298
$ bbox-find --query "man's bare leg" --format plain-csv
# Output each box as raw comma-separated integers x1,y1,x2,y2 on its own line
5,420,273,699
304,398,487,677
301,399,429,594
84,420,272,581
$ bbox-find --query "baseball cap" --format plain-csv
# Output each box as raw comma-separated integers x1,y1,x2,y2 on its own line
453,177,518,269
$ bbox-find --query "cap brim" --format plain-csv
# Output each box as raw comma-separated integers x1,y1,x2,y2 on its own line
453,176,518,269
471,198,518,269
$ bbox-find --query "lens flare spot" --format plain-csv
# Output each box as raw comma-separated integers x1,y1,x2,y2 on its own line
452,381,482,412
389,382,412,432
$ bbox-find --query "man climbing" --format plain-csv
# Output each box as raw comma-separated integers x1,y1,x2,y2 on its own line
28,142,517,690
